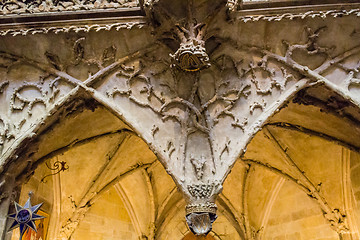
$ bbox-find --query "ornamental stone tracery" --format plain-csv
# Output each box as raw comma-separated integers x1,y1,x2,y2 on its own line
0,0,360,239
0,0,139,15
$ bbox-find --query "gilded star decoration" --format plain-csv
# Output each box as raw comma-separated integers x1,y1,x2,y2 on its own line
7,196,45,239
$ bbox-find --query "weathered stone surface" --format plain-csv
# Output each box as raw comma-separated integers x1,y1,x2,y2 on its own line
1,0,360,239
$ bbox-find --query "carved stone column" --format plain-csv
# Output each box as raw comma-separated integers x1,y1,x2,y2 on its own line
0,174,15,240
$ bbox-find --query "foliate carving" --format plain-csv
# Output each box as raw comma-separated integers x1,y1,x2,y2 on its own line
0,48,83,154
0,78,67,153
0,76,73,153
1,7,360,237
185,202,217,215
283,26,334,58
145,0,220,73
219,139,230,161
249,100,266,115
187,183,219,200
102,45,117,64
231,118,248,130
346,72,360,90
73,37,85,65
0,117,14,150
0,81,9,93
167,141,175,159
190,156,206,180
0,36,162,158
0,22,145,37
106,61,165,113
105,53,258,178
151,125,159,137
9,75,71,116
0,0,139,15
246,61,277,94
336,61,360,90
10,82,48,116
235,8,360,23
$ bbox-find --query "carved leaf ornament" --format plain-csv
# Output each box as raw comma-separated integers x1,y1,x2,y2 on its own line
0,0,139,15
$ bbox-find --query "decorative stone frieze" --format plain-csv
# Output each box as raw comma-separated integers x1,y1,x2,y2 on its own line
234,7,360,23
0,0,139,15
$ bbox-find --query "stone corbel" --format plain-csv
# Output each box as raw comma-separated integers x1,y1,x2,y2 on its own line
185,181,222,235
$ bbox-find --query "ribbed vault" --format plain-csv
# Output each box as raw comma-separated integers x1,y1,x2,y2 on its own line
6,102,245,240
1,0,360,239
5,82,360,240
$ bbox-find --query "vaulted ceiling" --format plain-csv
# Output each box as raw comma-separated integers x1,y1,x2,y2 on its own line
9,91,360,239
1,1,360,239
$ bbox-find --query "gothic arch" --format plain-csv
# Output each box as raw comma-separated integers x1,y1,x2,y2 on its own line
219,82,360,239
1,0,360,238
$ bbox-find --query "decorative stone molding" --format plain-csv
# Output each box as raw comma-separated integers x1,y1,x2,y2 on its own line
232,5,360,23
187,183,220,200
0,20,146,37
0,0,139,15
0,179,7,204
237,8,360,23
185,202,217,215
0,2,358,38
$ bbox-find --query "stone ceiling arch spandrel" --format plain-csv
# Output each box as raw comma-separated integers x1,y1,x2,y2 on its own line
1,0,360,238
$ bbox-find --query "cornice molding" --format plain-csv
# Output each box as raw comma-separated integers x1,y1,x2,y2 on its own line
0,16,146,36
233,3,360,22
0,0,139,16
0,2,359,37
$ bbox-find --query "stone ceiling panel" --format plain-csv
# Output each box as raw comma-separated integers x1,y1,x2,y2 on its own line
262,179,339,240
269,127,344,209
72,187,136,240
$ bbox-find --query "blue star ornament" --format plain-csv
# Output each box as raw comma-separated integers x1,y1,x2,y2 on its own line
7,197,45,239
